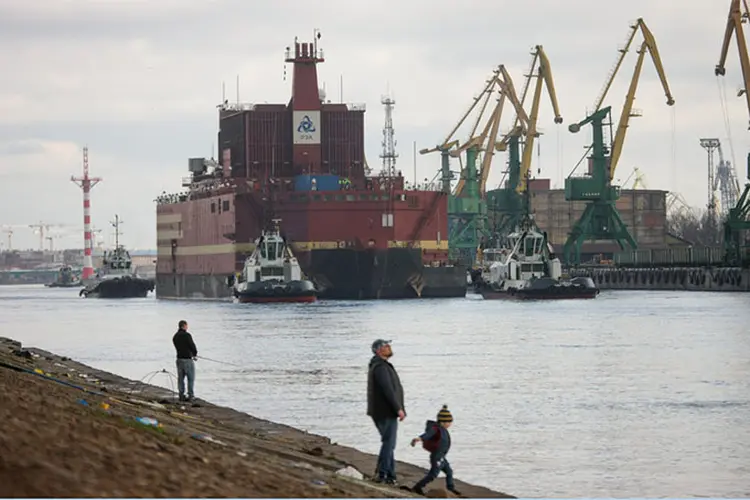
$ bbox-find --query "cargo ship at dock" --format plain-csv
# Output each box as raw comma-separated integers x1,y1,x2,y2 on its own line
155,35,466,300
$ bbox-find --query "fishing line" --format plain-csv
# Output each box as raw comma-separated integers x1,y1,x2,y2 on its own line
197,355,240,367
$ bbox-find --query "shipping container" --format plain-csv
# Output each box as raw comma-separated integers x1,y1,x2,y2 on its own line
294,174,341,192
321,108,365,180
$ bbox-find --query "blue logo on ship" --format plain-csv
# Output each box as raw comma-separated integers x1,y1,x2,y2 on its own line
297,115,316,133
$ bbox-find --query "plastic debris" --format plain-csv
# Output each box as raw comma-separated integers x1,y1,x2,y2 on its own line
191,433,227,446
335,466,364,480
237,451,247,458
134,417,160,427
310,479,328,488
77,399,89,406
100,402,110,410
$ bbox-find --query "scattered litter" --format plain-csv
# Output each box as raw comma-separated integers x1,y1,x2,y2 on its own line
134,417,160,427
237,451,247,458
78,399,89,406
310,479,328,488
78,373,89,378
335,466,364,480
53,362,66,368
100,402,110,411
191,433,227,446
33,368,44,375
291,462,314,471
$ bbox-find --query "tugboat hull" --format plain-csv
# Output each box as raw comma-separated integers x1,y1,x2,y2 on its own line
80,277,155,299
479,276,600,301
233,279,318,304
480,288,599,300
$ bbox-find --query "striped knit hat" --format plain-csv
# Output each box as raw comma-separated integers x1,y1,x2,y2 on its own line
437,405,453,423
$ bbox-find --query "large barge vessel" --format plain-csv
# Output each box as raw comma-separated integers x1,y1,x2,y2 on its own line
155,35,466,300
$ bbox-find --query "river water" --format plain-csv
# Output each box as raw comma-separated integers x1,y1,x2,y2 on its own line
1,284,749,498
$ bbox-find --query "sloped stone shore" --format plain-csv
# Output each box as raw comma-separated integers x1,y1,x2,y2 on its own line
0,337,513,498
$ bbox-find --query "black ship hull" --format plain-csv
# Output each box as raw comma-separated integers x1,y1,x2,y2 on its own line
234,279,318,304
80,276,155,299
156,248,467,300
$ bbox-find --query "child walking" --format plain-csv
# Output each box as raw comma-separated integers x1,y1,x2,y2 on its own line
410,405,462,496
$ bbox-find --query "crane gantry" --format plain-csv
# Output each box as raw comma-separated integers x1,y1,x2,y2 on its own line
715,0,750,266
562,17,675,265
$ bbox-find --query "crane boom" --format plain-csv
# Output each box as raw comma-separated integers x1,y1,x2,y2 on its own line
517,45,563,193
716,0,750,127
608,21,675,181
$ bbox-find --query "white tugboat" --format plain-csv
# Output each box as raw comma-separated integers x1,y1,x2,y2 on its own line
227,219,317,304
474,205,599,301
79,215,155,298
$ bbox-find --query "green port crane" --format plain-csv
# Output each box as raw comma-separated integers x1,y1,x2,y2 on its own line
715,0,750,266
487,45,563,242
562,18,675,265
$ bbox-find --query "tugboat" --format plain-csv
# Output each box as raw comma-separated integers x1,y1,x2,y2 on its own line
227,220,317,304
45,265,82,288
474,193,599,301
79,215,155,298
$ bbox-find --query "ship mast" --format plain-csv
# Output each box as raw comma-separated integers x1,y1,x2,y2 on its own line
380,92,398,180
110,215,123,249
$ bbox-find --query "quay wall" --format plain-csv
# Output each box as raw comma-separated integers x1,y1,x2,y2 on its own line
569,266,750,292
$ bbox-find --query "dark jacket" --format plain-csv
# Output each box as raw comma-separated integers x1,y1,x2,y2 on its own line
420,420,451,462
173,329,197,359
367,355,405,420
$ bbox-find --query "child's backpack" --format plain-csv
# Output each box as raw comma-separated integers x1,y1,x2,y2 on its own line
421,420,442,453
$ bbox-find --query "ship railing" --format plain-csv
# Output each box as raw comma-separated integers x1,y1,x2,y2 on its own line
405,182,442,192
217,102,256,112
347,103,366,112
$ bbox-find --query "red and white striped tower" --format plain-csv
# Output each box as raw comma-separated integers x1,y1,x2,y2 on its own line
71,147,102,281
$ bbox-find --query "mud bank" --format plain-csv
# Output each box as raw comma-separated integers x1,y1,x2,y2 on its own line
0,337,513,498
570,266,750,292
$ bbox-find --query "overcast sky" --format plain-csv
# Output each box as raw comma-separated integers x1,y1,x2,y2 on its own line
0,0,745,250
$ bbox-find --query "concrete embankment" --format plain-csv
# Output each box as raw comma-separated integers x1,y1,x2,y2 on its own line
570,266,750,292
0,337,513,498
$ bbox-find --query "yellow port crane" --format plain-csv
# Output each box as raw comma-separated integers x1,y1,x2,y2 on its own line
449,65,529,197
512,45,563,194
715,0,750,265
486,46,563,245
419,74,501,194
562,18,675,265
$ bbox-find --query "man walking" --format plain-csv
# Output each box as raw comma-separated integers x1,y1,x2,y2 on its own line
367,338,406,485
172,320,198,402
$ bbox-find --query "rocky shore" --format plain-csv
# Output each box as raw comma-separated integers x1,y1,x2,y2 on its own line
0,337,514,498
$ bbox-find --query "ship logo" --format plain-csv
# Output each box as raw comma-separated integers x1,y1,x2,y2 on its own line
297,115,316,133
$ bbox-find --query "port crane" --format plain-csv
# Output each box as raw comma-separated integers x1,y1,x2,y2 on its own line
715,0,750,266
562,18,675,265
28,222,67,251
422,66,528,265
487,45,563,242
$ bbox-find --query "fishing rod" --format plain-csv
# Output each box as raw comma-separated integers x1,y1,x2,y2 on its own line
197,355,240,367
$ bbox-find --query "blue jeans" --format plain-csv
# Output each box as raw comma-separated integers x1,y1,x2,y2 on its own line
373,417,398,480
176,358,195,399
415,456,454,490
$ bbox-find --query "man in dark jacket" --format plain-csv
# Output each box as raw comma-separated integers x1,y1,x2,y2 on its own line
172,319,198,402
367,338,405,485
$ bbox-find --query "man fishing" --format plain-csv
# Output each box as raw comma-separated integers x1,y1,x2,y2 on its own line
172,319,198,402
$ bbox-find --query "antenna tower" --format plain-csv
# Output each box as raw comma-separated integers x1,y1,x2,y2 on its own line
71,147,102,281
700,138,720,242
379,94,398,179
